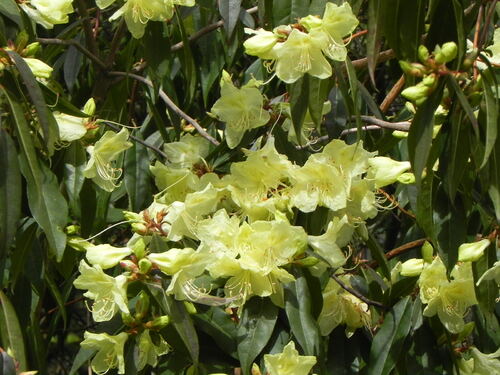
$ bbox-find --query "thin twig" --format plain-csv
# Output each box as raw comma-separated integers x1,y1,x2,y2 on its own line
479,0,498,50
296,125,382,149
380,75,405,113
74,0,99,59
367,238,428,268
473,5,484,80
330,273,386,309
46,297,84,315
378,189,416,219
108,71,220,145
351,49,395,70
101,121,169,159
358,115,411,131
36,38,107,70
170,6,259,52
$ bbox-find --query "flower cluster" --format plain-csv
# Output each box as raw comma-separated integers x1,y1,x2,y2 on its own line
244,2,358,83
20,0,74,29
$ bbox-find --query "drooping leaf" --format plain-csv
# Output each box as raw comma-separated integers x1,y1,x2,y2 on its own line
0,290,27,372
237,297,278,375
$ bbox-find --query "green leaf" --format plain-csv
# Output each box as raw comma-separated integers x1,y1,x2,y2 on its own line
124,138,152,212
284,269,321,356
446,75,479,138
288,75,309,145
416,172,435,240
367,296,413,375
367,0,383,85
0,291,27,372
365,233,391,280
434,186,467,275
237,297,278,375
309,0,327,14
479,71,499,169
290,0,310,20
0,129,21,273
308,77,331,129
6,50,59,155
0,351,16,375
64,142,87,216
2,87,68,260
218,0,242,38
68,347,96,375
0,0,21,26
408,82,444,186
193,307,238,359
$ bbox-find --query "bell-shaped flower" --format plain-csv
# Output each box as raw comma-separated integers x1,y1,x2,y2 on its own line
85,244,133,269
317,2,359,61
367,157,412,188
210,71,270,149
318,277,370,337
469,347,500,374
264,341,317,375
308,216,354,267
343,179,378,222
477,261,500,288
20,0,74,29
458,239,490,262
73,260,130,322
54,98,95,142
243,28,280,59
23,58,53,79
109,0,176,38
148,248,209,301
136,330,170,371
163,133,210,169
419,257,477,333
83,128,133,192
272,28,331,83
81,331,129,374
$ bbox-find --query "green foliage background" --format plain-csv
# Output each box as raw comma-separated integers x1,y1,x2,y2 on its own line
0,0,499,374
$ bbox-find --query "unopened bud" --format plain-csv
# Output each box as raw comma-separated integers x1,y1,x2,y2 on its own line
422,74,437,88
295,256,320,267
138,258,152,274
435,42,457,64
183,301,197,315
132,238,146,259
400,258,425,277
135,292,150,320
458,239,490,262
421,241,434,263
299,15,322,31
122,313,135,326
65,225,80,235
401,84,430,103
120,260,138,272
83,98,96,116
251,363,263,375
15,31,29,52
418,45,429,63
23,42,41,57
397,172,415,184
148,315,170,329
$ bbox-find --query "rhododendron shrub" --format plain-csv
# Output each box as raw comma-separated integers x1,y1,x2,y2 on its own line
0,1,498,374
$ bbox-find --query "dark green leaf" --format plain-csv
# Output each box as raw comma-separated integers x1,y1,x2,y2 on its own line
0,351,16,375
284,270,321,356
237,297,278,375
124,138,152,212
288,75,309,145
0,129,21,271
367,296,413,375
446,75,478,138
308,77,331,129
218,0,242,38
2,87,68,260
0,0,21,26
364,233,391,280
68,347,96,375
367,0,383,85
0,291,27,371
479,71,499,169
6,50,59,154
193,307,238,358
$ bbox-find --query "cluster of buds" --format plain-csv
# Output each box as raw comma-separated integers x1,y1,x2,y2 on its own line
400,42,458,105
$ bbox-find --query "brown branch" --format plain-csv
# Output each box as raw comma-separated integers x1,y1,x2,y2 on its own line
46,297,84,315
378,189,416,219
380,75,406,113
36,38,107,70
357,115,410,131
473,4,484,80
108,71,220,145
352,49,395,70
330,273,386,309
367,238,428,268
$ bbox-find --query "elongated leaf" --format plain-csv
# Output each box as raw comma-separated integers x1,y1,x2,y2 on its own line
434,186,466,275
218,0,242,38
237,297,278,375
308,77,331,129
2,87,68,260
64,142,86,216
416,172,435,240
408,83,444,186
446,75,478,137
480,71,499,168
365,233,391,280
6,50,59,154
193,307,238,358
309,0,327,14
0,291,27,371
288,76,309,145
0,0,21,26
1,351,16,375
68,347,96,375
284,270,321,356
290,0,310,20
124,138,152,212
367,296,413,375
0,129,21,269
367,0,383,85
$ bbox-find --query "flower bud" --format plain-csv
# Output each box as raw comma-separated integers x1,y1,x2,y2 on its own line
132,238,146,259
397,172,415,184
458,239,490,262
421,241,434,263
121,313,135,326
65,225,80,235
83,98,96,116
147,315,170,329
400,258,425,277
435,42,457,64
401,84,431,103
120,260,138,272
392,130,408,139
418,45,429,63
299,15,322,31
23,58,52,79
15,31,29,52
135,292,150,320
422,74,437,88
183,301,197,315
399,60,424,76
138,258,152,274
295,256,320,267
367,157,412,188
243,28,279,59
23,42,41,57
